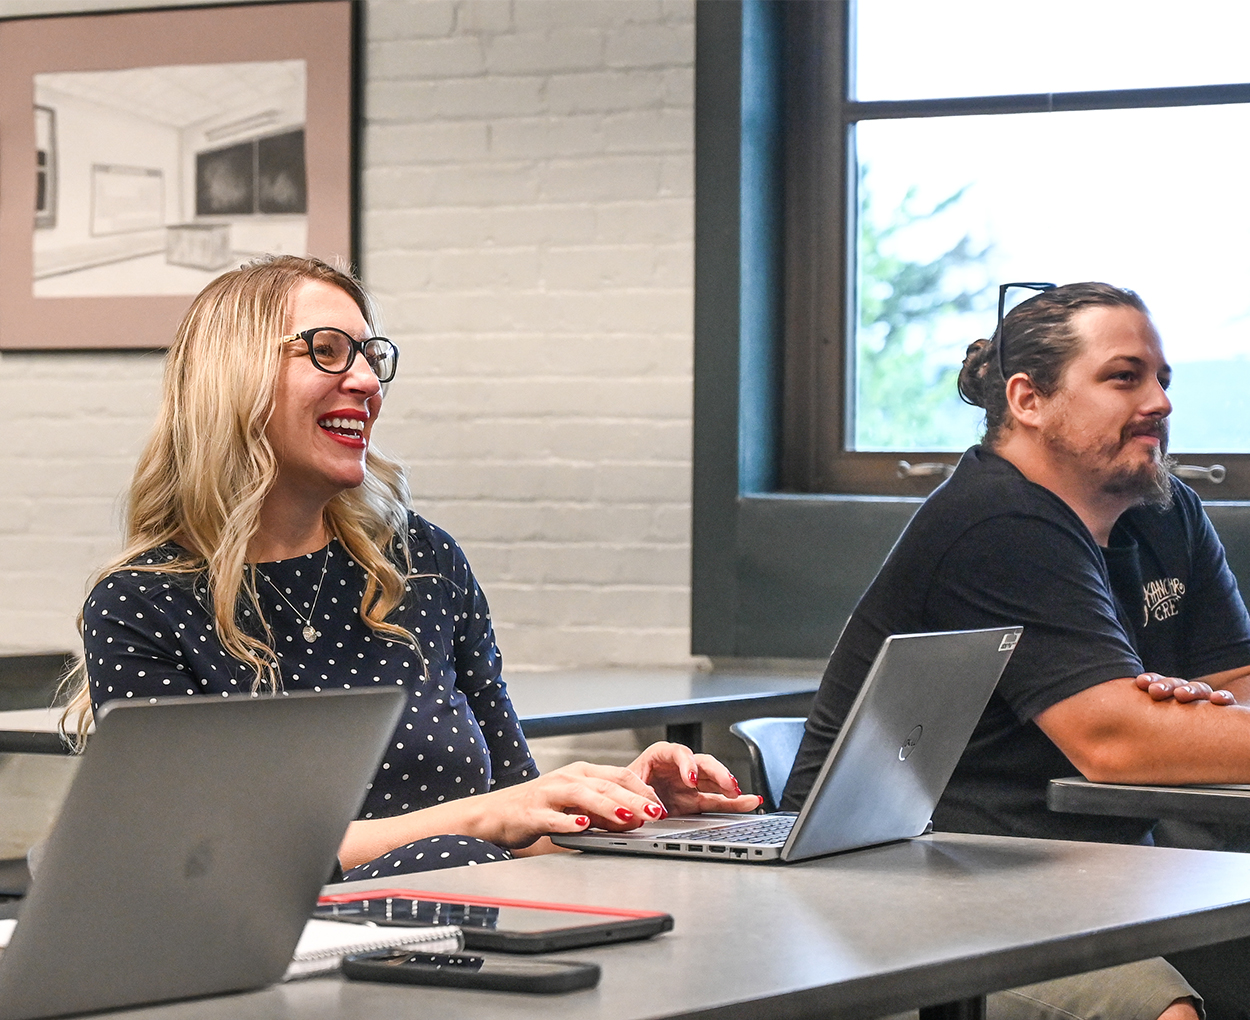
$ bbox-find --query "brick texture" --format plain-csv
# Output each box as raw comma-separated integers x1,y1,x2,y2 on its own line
0,0,697,671
363,0,697,670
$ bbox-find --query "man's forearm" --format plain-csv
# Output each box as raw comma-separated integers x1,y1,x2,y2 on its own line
1037,676,1250,785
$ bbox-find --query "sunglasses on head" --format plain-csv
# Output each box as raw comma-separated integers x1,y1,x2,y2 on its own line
995,282,1056,381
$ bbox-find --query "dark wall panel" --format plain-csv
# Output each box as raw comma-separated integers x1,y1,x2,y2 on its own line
729,497,1250,661
734,496,921,658
1203,503,1250,606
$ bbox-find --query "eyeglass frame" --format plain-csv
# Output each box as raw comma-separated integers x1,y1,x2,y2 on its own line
280,327,399,383
995,281,1056,383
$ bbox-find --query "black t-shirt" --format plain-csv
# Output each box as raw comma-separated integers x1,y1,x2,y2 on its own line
781,446,1250,844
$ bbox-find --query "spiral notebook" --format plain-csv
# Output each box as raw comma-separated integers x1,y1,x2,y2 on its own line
286,919,463,979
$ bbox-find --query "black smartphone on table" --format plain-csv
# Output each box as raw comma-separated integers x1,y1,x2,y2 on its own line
342,949,601,993
316,888,673,952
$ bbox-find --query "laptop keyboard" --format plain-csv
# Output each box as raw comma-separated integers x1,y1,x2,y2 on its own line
677,815,797,845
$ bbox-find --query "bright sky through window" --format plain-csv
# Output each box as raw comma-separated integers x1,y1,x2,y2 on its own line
852,2,1250,454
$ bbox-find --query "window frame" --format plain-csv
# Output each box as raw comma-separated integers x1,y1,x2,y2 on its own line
783,1,1250,498
691,0,1250,659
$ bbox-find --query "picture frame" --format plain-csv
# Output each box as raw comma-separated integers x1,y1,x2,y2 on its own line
0,1,357,350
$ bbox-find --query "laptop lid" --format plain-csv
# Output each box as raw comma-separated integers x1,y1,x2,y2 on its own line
782,626,1019,860
0,687,404,1020
550,627,1019,863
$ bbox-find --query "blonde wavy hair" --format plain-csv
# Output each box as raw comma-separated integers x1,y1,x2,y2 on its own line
60,255,417,745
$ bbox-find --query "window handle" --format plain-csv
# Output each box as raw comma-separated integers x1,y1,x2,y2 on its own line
1172,463,1226,484
896,460,955,479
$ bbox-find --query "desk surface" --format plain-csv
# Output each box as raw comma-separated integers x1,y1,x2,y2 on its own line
94,832,1250,1020
1049,775,1250,825
505,666,818,737
0,709,65,754
0,667,821,753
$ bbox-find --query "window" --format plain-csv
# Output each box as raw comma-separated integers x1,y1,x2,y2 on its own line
784,1,1250,496
195,128,306,217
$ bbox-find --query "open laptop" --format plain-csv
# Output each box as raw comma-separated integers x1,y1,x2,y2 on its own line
0,687,404,1020
553,627,1020,863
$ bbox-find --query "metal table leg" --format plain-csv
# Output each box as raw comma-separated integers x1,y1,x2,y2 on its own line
920,997,987,1020
665,721,702,753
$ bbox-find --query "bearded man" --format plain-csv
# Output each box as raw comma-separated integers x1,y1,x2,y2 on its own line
784,282,1250,1020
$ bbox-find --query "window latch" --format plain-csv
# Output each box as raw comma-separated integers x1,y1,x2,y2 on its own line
1171,463,1226,484
896,461,955,479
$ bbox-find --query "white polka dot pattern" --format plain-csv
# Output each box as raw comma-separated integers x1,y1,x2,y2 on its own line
342,835,511,880
83,513,537,825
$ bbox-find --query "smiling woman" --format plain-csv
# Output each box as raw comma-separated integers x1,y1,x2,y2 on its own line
259,278,388,554
58,254,759,880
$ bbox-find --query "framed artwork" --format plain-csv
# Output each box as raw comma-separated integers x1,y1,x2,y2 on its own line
0,1,357,350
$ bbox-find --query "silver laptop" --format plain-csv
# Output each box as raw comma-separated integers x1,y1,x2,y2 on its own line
0,687,404,1020
553,627,1020,863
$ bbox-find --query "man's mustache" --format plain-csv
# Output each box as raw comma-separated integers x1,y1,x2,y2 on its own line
1124,418,1169,451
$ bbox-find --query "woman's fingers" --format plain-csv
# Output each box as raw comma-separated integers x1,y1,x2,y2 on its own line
560,762,664,807
489,751,763,849
691,753,742,796
547,811,592,834
692,792,764,814
629,741,699,787
629,742,745,798
541,766,665,827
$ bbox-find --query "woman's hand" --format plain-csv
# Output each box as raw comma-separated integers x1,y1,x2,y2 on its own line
1134,672,1237,706
627,741,763,816
342,747,761,869
475,762,671,849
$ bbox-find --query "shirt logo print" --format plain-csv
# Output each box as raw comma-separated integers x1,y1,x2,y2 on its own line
1142,577,1185,626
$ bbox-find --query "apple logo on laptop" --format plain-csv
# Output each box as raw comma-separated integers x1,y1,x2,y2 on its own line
899,725,923,761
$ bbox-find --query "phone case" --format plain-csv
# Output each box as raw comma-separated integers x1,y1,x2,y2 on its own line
341,951,601,993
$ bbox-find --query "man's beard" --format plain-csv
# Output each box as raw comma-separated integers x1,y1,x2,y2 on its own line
1099,419,1174,509
1043,416,1175,509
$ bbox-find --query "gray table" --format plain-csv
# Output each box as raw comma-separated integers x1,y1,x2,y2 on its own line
88,832,1250,1020
1049,775,1250,825
505,667,819,750
0,667,821,756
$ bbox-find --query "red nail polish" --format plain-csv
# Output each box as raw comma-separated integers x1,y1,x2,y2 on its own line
615,807,635,822
644,803,663,818
688,769,699,785
731,778,742,796
575,816,589,827
757,796,765,807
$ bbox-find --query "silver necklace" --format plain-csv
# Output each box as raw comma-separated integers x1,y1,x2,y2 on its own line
256,546,331,644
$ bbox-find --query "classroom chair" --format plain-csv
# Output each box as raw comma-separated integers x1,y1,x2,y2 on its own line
728,716,806,813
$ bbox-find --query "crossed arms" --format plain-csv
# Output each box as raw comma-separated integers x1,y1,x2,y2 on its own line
1037,665,1250,785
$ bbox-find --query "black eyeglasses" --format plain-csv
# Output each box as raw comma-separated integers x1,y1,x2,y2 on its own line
996,282,1056,381
281,327,399,383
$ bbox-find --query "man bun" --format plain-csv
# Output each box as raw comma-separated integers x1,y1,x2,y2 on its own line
957,338,994,409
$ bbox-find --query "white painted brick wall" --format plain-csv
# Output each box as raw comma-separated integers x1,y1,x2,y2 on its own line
0,351,164,651
0,0,698,671
363,0,696,669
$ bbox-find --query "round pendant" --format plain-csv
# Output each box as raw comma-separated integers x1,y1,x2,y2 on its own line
302,625,317,643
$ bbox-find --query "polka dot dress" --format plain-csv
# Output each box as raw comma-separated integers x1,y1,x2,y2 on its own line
83,513,534,876
342,835,511,881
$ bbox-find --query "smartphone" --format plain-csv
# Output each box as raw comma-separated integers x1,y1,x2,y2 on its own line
316,890,673,953
341,949,601,993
